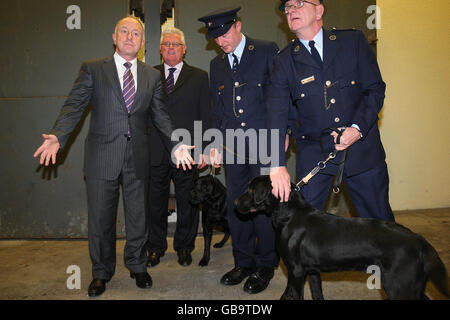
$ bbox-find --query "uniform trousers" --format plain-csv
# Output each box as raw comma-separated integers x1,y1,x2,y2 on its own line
299,160,395,221
225,160,278,268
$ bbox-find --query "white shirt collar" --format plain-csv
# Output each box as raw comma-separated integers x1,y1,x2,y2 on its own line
299,28,324,59
113,52,137,70
228,34,246,67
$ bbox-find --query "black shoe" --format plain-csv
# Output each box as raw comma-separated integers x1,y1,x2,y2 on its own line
220,266,255,286
243,267,274,294
88,278,107,297
130,272,153,289
147,251,164,267
177,250,192,266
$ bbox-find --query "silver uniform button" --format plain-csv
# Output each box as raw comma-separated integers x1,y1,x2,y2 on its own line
239,109,244,114
301,93,305,98
234,82,239,87
236,96,241,101
330,98,336,104
301,135,306,139
351,80,356,85
241,122,246,127
334,117,340,123
257,83,261,87
325,80,331,87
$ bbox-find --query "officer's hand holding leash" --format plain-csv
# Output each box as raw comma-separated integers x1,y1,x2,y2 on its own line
331,126,361,151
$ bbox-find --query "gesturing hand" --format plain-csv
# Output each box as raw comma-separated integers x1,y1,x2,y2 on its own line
173,144,195,171
33,134,60,166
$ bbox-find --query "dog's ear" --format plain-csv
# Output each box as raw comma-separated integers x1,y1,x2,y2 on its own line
253,182,271,205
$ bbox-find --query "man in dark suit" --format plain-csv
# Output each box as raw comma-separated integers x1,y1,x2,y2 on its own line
33,16,194,297
146,27,211,268
198,7,279,294
268,0,395,221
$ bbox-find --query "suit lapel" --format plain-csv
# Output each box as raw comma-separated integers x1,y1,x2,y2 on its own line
132,60,148,113
102,56,127,110
172,62,191,92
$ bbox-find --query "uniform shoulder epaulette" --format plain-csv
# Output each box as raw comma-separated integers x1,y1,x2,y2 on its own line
277,42,293,55
331,27,358,32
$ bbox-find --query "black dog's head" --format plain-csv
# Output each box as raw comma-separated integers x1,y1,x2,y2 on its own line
190,175,224,205
235,176,277,214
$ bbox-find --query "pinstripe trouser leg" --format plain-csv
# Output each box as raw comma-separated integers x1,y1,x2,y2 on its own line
86,141,148,280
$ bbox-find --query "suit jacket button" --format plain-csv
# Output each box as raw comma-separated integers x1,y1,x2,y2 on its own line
128,113,131,118
241,122,246,127
334,117,340,123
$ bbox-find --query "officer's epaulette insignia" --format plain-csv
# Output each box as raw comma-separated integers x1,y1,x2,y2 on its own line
329,34,336,41
248,44,254,51
294,45,300,52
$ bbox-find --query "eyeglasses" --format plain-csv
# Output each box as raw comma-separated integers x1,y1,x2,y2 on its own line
161,41,184,48
284,0,319,14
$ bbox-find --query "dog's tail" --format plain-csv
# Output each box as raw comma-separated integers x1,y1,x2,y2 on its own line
423,241,449,297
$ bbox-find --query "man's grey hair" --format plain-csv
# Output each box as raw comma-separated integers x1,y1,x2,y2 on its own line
160,27,186,45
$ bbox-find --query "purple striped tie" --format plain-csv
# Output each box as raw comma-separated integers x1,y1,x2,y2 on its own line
123,62,135,112
166,67,176,93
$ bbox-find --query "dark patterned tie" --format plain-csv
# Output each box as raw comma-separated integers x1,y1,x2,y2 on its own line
232,53,239,73
309,40,323,68
122,62,136,113
166,67,176,93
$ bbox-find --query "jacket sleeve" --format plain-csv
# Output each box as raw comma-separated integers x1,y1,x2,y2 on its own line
351,30,386,139
149,78,177,153
266,53,291,167
50,62,93,149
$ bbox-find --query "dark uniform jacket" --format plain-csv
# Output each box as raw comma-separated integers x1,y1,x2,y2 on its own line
210,36,279,133
267,29,387,177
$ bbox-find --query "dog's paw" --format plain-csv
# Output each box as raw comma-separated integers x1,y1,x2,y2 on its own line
213,243,224,248
198,258,210,267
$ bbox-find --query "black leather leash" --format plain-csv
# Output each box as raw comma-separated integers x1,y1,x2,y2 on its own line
294,127,348,193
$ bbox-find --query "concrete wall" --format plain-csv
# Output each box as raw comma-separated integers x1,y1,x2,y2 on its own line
377,0,450,209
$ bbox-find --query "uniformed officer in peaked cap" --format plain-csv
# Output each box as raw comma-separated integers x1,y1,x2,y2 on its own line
268,1,395,231
198,7,280,294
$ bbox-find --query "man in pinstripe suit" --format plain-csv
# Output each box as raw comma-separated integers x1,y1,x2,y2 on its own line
33,16,194,297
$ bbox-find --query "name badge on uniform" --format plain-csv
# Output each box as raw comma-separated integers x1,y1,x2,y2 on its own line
301,75,315,85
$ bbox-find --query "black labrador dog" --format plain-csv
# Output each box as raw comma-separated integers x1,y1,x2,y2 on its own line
236,175,449,300
190,175,230,266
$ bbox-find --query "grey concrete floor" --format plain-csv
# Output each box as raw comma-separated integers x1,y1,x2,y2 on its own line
0,208,448,300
